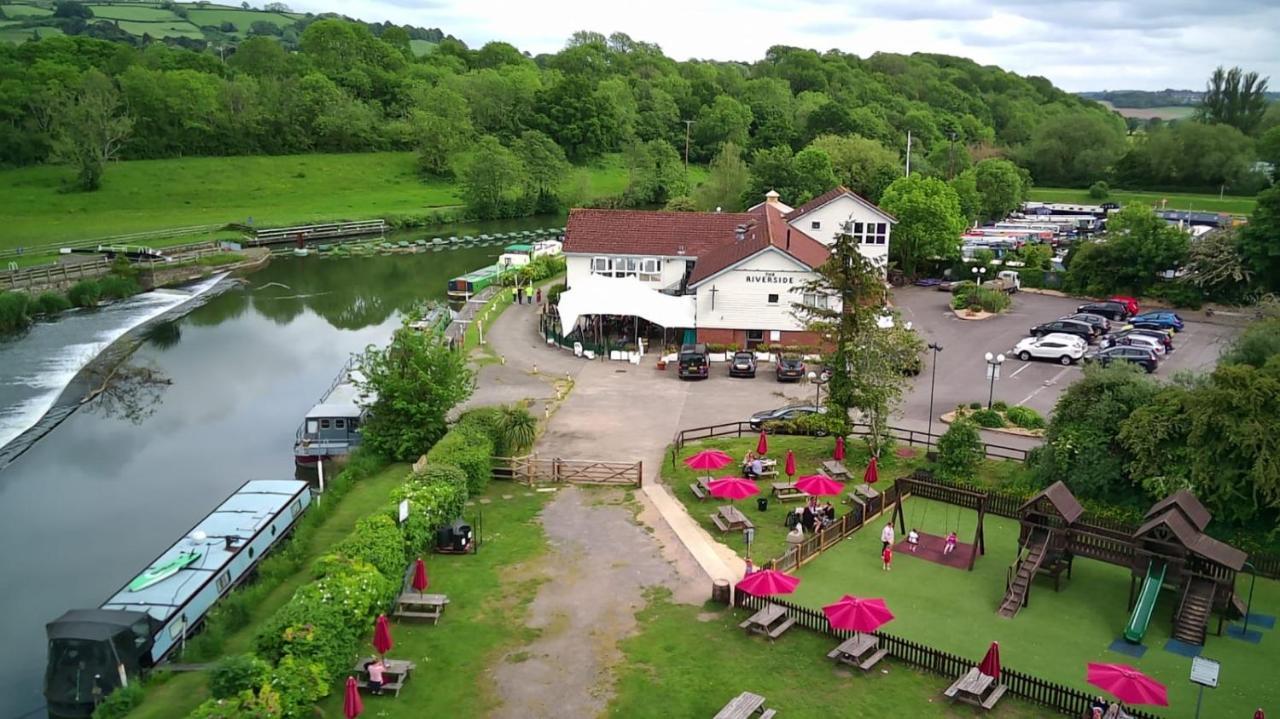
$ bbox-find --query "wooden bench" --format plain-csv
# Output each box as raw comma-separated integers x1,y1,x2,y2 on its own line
981,684,1007,710
766,617,795,639
691,482,708,500
712,513,731,532
759,710,776,718
355,678,406,697
858,648,888,671
772,483,804,502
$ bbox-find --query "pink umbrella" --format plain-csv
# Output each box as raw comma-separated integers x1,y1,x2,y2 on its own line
756,431,768,456
684,449,734,471
707,477,761,501
784,450,796,478
412,557,429,594
978,641,1001,680
736,569,800,596
1086,663,1168,707
834,435,846,460
822,595,895,633
373,614,393,655
864,456,879,485
795,474,843,497
344,676,363,718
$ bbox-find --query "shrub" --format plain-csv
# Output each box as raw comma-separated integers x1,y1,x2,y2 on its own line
67,280,102,308
968,402,982,410
1005,405,1046,430
98,275,141,300
547,282,567,306
392,466,469,555
426,420,494,494
34,291,72,316
210,654,271,699
1088,180,1110,199
0,290,32,333
1146,281,1205,309
189,683,284,719
936,419,983,482
91,683,144,719
253,558,387,670
970,408,1006,428
991,400,1008,412
328,514,406,584
264,657,326,717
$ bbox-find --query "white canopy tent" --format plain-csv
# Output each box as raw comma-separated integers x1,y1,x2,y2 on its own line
556,274,696,336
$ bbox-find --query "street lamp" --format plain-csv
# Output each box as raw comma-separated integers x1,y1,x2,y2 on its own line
984,352,1005,410
807,369,830,408
926,343,943,444
972,265,987,284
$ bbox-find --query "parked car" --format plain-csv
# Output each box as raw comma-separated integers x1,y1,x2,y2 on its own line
1108,296,1141,316
1104,332,1166,356
1013,334,1087,365
1029,319,1095,342
677,343,709,380
1129,310,1184,332
775,354,806,382
1061,313,1110,336
1075,301,1131,321
1112,327,1174,352
1085,345,1159,373
748,403,826,430
728,351,757,378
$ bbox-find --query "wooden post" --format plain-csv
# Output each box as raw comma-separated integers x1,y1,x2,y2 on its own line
636,460,643,487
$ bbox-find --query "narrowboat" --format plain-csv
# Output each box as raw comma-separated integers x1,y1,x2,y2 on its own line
44,480,313,717
446,263,514,298
407,301,455,334
293,358,374,466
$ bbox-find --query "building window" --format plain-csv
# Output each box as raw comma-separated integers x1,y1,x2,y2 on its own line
334,419,345,430
591,257,609,273
216,572,231,592
320,419,330,429
810,221,821,230
638,258,661,281
802,293,829,309
590,256,661,279
291,499,303,518
746,329,765,348
306,420,318,435
847,220,888,245
767,293,779,305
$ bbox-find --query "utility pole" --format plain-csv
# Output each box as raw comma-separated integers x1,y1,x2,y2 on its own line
947,131,957,180
683,119,693,188
905,131,912,177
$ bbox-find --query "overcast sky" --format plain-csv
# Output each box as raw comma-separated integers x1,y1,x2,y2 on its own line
284,0,1280,92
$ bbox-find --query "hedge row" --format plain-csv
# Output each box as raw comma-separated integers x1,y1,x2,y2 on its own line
424,409,500,494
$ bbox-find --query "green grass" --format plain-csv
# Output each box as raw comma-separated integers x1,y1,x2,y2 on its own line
608,590,1046,718
314,483,553,718
128,463,413,719
114,19,203,38
2,3,53,17
1029,187,1256,216
85,4,179,20
0,25,61,43
464,286,517,351
409,38,436,56
790,498,1280,719
184,7,295,29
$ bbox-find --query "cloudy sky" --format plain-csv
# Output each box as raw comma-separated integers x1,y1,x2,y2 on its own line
285,0,1280,92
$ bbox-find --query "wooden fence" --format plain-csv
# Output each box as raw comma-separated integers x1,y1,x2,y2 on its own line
245,220,387,246
732,592,1163,719
762,484,901,573
0,224,221,261
492,455,642,487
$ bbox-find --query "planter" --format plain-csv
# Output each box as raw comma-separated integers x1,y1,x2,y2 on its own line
709,352,728,363
951,307,995,321
940,410,1046,439
754,352,774,362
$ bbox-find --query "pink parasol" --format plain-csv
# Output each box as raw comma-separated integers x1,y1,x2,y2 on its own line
372,614,393,655
707,477,761,501
684,449,734,471
756,431,769,456
1086,663,1168,707
864,456,880,485
784,450,796,478
412,557,429,593
822,595,895,633
344,676,363,718
834,435,846,460
795,474,843,497
978,641,1001,680
735,569,800,596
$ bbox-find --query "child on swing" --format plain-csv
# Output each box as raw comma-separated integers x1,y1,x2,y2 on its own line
906,527,920,553
943,531,958,555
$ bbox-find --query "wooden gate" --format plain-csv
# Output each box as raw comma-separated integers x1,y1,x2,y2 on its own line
494,456,642,487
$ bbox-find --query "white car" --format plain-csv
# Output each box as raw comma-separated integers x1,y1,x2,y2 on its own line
1106,333,1166,356
1013,333,1087,365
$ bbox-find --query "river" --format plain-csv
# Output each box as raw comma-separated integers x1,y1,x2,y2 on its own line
0,219,550,718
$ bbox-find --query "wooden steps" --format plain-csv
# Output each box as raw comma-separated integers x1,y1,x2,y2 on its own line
997,529,1049,618
1173,577,1215,646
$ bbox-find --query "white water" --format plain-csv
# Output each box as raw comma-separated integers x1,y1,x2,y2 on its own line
0,273,227,452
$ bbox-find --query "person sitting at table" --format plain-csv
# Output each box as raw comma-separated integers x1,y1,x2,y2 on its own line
747,456,763,479
741,450,755,475
944,531,958,555
1088,696,1108,719
784,507,801,529
907,528,920,553
801,505,817,533
365,657,387,696
818,502,836,526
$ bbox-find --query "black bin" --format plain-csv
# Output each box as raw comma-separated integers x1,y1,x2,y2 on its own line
757,497,768,512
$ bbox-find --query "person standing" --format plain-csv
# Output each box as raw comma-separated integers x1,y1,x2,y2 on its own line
516,286,524,305
881,544,893,571
880,522,895,552
536,287,543,305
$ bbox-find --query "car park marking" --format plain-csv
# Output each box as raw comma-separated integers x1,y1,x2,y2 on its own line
1015,366,1073,406
1009,363,1032,378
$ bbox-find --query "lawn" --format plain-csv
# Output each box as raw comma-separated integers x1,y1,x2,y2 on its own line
184,7,296,29
409,38,436,56
314,483,553,718
1,3,53,17
1029,187,1256,216
85,5,179,20
128,463,414,719
0,26,61,43
114,20,204,39
790,497,1280,719
608,590,1047,718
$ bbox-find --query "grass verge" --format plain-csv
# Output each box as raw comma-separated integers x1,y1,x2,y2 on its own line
1029,187,1256,215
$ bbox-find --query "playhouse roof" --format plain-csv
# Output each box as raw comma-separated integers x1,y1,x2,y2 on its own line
1143,490,1211,533
1135,509,1247,570
1017,481,1083,524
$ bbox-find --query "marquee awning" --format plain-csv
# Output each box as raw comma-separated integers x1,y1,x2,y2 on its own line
557,275,696,335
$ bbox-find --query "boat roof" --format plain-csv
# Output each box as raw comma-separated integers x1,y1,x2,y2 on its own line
306,375,373,419
505,243,533,252
100,480,309,623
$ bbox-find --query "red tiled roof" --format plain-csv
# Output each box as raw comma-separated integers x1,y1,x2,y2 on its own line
783,185,898,223
686,204,829,286
562,208,762,258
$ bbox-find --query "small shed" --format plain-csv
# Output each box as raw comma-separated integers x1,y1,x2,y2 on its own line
1143,490,1211,533
1016,481,1083,550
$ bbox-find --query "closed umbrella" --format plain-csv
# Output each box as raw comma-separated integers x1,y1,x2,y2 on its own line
1086,663,1168,707
795,474,843,497
784,450,796,478
412,557,429,594
864,456,879,485
822,595,894,633
736,569,800,596
756,431,769,456
834,435,846,460
978,641,1001,680
373,614,393,656
707,477,761,501
343,676,363,718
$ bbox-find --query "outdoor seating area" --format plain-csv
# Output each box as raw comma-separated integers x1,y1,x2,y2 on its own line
825,634,887,672
713,691,777,719
393,592,450,624
944,666,1008,710
772,482,805,502
352,657,416,698
712,504,755,533
738,603,796,641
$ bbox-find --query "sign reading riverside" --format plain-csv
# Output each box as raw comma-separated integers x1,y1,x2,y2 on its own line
745,273,794,284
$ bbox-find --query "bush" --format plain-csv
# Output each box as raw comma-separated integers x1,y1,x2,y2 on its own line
328,514,406,584
426,419,495,494
91,683,144,719
1088,180,1110,199
951,284,1010,313
210,654,271,699
1005,405,1046,430
970,408,1006,428
98,275,141,300
547,282,567,306
189,683,284,719
392,466,469,555
1146,281,1205,309
0,290,32,333
936,419,983,482
67,280,103,308
991,400,1008,412
34,291,72,316
968,402,982,410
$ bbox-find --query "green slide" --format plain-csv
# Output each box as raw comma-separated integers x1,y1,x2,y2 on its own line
1124,560,1166,643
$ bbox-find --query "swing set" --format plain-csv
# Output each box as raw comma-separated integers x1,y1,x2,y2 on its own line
889,476,988,571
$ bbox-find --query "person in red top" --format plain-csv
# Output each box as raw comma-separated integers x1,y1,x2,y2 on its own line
882,544,893,571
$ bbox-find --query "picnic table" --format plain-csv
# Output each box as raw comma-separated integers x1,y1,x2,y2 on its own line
352,656,417,697
772,482,805,502
711,505,755,533
738,603,795,641
690,477,711,501
713,691,777,719
825,634,888,671
756,458,779,478
821,460,850,480
944,667,1007,710
393,592,449,623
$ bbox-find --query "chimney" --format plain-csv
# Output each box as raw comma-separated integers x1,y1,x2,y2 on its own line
765,190,781,206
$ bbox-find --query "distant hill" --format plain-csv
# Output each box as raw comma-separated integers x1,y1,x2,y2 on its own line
1079,88,1280,108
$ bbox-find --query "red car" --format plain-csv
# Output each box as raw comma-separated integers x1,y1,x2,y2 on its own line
1108,296,1140,316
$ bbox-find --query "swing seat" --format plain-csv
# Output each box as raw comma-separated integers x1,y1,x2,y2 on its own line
893,532,973,571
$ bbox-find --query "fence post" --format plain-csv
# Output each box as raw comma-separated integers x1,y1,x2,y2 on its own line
636,460,643,487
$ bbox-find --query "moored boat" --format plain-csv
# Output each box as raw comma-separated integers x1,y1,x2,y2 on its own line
293,358,374,466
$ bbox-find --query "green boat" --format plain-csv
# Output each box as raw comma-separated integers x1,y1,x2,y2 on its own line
128,550,202,592
447,263,515,298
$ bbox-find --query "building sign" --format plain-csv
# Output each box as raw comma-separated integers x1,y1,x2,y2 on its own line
745,272,794,284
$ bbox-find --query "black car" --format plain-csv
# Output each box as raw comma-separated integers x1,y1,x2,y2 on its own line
775,354,806,382
1029,319,1094,342
1086,345,1159,373
1075,301,1131,321
677,343,709,380
1110,328,1173,352
1061,312,1110,335
748,403,826,431
728,351,757,378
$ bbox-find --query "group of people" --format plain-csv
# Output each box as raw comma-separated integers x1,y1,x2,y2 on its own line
782,496,836,533
878,522,960,569
513,286,543,306
742,450,765,479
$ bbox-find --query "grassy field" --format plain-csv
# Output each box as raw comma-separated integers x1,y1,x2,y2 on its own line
0,26,61,43
184,7,295,28
1029,187,1256,215
84,4,177,20
1098,101,1197,121
1,3,53,17
790,497,1280,719
409,38,437,56
115,19,204,38
129,463,414,719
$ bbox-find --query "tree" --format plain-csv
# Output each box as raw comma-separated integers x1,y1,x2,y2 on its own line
972,158,1026,221
1196,65,1271,135
937,419,983,482
412,85,473,177
1023,113,1126,186
879,175,965,278
52,69,133,191
791,147,837,204
745,145,800,205
1183,230,1252,303
53,1,93,19
356,324,475,462
692,95,753,161
949,170,981,223
1106,205,1189,292
1259,126,1280,169
1237,187,1280,292
807,134,900,203
511,129,568,212
663,196,698,212
623,139,685,206
228,36,289,78
458,135,523,219
693,141,750,212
